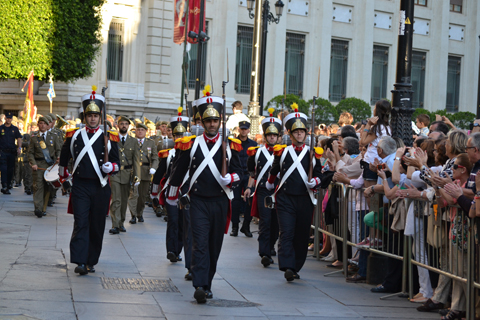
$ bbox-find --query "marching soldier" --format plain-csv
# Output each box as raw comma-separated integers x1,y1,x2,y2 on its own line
246,108,282,267
152,108,191,270
128,122,158,224
265,105,323,281
109,116,140,234
58,86,120,275
28,116,61,217
167,95,243,303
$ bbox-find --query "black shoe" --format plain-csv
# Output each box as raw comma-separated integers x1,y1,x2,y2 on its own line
25,190,32,195
34,209,43,218
119,226,127,232
177,255,182,262
293,273,300,280
284,269,295,282
261,256,273,267
42,211,46,216
416,298,444,312
185,270,193,281
86,265,95,273
137,216,144,223
109,227,120,234
271,249,277,256
47,200,53,207
370,285,394,293
7,184,12,190
240,224,253,237
163,216,168,222
15,183,21,187
230,226,238,237
129,217,137,224
205,289,213,299
167,252,178,263
74,264,88,275
194,287,207,304
2,188,11,195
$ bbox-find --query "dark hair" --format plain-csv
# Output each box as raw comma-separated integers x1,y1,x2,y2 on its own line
354,122,362,130
435,138,449,166
420,139,436,167
431,121,449,135
416,114,430,127
340,125,358,140
414,137,427,148
372,99,391,137
325,137,339,152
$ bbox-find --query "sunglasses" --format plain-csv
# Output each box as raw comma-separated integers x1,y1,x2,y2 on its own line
453,164,465,170
466,146,477,150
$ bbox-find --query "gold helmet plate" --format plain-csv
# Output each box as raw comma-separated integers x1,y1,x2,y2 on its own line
85,101,100,114
173,123,187,134
292,118,306,131
266,123,279,134
202,104,220,119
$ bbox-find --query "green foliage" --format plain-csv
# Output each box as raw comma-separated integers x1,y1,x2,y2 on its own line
411,108,475,130
306,98,337,125
0,0,105,82
335,97,372,124
265,94,310,115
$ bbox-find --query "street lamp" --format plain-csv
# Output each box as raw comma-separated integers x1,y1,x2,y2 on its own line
246,0,284,136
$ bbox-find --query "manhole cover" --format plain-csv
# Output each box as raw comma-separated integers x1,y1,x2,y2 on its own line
8,211,53,217
100,277,179,292
193,299,260,308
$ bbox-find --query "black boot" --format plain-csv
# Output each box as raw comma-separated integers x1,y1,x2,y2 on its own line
74,264,88,275
240,224,253,237
230,223,239,237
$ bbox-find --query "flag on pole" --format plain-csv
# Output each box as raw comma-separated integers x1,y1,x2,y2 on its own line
47,81,56,103
174,0,205,44
21,70,35,127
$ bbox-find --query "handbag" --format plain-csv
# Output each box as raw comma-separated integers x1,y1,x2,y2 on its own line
390,197,406,232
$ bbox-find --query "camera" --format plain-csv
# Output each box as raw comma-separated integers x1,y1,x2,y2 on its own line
361,120,368,125
377,163,386,170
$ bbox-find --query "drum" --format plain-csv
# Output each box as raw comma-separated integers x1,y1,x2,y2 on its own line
44,164,62,189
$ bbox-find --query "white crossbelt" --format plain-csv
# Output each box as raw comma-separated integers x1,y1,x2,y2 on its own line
252,147,273,197
187,135,233,200
274,146,316,205
70,128,111,187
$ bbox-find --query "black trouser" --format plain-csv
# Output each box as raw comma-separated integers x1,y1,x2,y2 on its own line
256,187,279,257
190,195,228,290
70,177,110,266
183,206,192,270
382,229,404,292
231,173,251,226
276,191,313,272
0,151,16,188
166,204,184,256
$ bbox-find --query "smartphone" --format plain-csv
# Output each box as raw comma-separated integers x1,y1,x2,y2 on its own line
377,163,386,170
361,120,368,125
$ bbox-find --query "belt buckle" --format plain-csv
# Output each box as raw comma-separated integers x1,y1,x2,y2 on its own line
120,165,125,170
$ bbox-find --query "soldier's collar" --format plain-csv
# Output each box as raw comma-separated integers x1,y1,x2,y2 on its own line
85,126,100,134
203,132,220,144
293,144,306,152
266,145,274,152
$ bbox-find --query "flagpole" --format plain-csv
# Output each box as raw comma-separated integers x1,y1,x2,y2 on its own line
180,0,190,108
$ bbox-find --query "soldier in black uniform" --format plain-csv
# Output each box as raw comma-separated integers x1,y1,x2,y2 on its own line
167,96,243,303
266,107,323,281
246,110,282,267
230,120,257,237
58,87,120,275
0,112,23,194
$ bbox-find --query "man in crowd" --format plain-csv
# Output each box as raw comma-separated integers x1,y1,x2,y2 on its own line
230,120,257,237
226,101,250,132
109,116,140,234
0,112,22,194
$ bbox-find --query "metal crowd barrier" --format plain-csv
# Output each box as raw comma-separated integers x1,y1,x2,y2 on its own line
311,182,479,319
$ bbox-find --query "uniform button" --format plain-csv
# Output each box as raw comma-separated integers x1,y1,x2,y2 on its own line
221,190,224,193
283,162,285,165
75,144,77,147
122,160,125,162
193,157,195,160
258,160,260,163
194,188,197,192
101,152,104,155
100,159,103,162
195,180,198,184
193,165,196,168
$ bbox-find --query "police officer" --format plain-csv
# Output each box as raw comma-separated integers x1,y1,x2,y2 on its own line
246,109,282,267
152,108,190,265
58,86,120,275
230,120,257,237
0,112,22,194
28,116,61,217
266,105,323,281
109,116,140,234
128,122,158,224
167,95,243,303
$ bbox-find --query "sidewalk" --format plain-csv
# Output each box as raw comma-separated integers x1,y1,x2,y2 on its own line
0,186,438,320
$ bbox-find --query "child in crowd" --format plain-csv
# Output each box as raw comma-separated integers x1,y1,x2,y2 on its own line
416,114,430,137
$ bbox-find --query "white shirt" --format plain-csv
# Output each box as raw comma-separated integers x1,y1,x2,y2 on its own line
226,113,250,131
364,125,390,164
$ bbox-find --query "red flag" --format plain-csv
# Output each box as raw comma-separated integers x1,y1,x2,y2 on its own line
174,0,205,45
21,70,35,127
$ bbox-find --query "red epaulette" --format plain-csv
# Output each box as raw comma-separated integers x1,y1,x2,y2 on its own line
108,130,120,142
158,149,172,158
314,147,324,159
175,135,196,151
65,128,79,138
273,144,287,157
228,137,243,152
247,146,260,157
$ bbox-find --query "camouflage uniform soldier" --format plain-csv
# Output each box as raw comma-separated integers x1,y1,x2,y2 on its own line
22,130,33,195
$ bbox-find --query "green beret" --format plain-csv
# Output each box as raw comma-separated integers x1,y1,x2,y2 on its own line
136,123,148,130
117,116,130,124
48,113,57,120
38,116,50,125
44,115,52,122
155,121,162,127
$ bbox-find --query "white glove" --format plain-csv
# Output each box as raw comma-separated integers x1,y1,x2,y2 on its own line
266,181,275,191
166,198,178,206
101,162,113,173
134,181,140,187
149,168,156,175
219,173,232,186
306,178,320,189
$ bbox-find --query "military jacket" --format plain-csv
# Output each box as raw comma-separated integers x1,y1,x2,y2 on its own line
28,131,61,168
269,145,323,196
111,134,140,184
247,145,274,191
134,138,159,181
21,134,31,161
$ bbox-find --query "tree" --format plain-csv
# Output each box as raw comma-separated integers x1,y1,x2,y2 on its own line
335,97,372,124
306,98,337,125
0,0,105,82
265,94,310,116
411,108,475,130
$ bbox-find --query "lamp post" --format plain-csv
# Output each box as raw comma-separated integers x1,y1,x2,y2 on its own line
246,0,284,136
